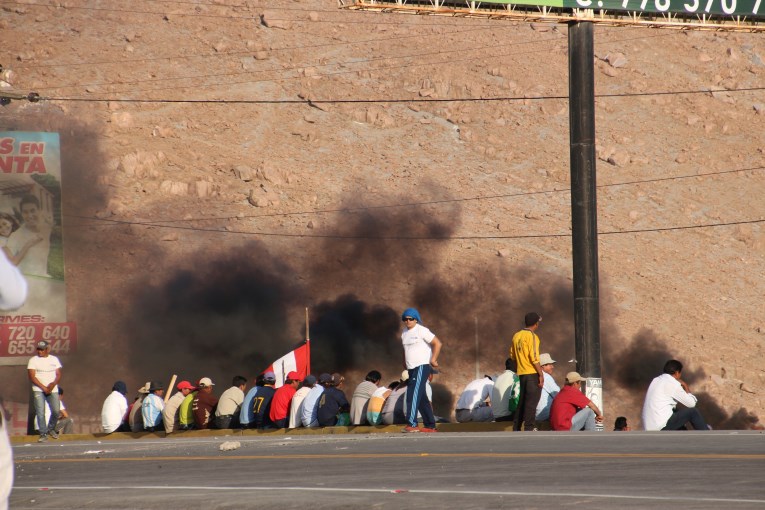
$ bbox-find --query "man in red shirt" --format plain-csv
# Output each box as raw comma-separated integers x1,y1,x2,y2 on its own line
269,371,300,428
550,372,603,431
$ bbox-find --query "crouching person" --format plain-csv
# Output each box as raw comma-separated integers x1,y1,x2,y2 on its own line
550,372,603,431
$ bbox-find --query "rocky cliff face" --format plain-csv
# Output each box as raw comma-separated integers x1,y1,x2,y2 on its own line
1,0,763,429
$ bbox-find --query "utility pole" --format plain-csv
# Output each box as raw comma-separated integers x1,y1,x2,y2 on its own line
568,20,603,422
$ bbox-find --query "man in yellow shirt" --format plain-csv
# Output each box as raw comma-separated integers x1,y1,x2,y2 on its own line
509,312,544,431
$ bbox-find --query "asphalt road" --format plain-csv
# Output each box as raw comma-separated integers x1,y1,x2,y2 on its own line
10,430,765,509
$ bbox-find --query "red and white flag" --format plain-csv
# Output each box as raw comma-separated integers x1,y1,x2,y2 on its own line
263,341,310,388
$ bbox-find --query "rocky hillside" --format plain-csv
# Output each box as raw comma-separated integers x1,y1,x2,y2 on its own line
1,0,763,429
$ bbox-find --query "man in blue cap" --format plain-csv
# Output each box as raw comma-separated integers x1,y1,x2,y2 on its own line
400,307,443,433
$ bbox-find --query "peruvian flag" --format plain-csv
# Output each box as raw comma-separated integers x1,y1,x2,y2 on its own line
263,340,310,388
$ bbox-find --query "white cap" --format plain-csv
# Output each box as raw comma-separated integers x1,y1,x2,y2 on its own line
539,353,556,365
198,377,215,387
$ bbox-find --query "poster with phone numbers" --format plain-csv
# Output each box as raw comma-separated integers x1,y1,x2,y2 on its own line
0,131,76,364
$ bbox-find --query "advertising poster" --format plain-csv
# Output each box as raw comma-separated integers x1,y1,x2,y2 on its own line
0,132,76,365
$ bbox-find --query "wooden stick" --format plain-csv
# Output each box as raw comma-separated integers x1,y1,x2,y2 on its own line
164,374,177,403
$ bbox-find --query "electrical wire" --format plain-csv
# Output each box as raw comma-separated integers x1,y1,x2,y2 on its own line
64,166,765,240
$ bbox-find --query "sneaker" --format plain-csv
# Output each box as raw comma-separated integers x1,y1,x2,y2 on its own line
49,430,59,439
402,426,420,433
37,435,48,443
419,427,439,433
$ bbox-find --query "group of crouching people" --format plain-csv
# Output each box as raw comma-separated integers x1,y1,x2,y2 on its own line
100,368,439,434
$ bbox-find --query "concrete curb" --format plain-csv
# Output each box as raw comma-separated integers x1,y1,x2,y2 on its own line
10,422,516,444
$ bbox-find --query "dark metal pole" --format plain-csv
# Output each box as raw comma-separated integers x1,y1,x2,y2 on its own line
568,21,602,412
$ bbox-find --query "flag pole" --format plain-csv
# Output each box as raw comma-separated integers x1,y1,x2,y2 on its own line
305,307,311,375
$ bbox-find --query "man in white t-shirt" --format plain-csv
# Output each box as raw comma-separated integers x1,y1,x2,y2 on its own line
400,307,442,433
455,376,494,423
641,359,709,431
102,381,129,433
289,375,316,428
27,340,62,442
491,359,520,423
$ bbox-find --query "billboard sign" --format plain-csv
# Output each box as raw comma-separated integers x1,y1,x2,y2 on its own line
0,132,76,365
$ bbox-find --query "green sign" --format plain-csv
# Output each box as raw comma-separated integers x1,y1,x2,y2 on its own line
481,0,763,18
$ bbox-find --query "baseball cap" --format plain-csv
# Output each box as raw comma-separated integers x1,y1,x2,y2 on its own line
149,381,164,392
319,373,332,384
262,371,276,383
303,374,317,386
400,370,409,382
176,380,194,390
566,371,585,383
331,373,344,386
539,353,556,365
285,371,300,381
198,377,215,387
36,341,49,350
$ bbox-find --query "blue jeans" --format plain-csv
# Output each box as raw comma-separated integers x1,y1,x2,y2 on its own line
406,365,435,429
663,408,708,430
33,390,60,436
570,407,596,431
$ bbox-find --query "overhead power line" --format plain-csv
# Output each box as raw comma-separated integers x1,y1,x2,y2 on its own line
66,215,765,240
24,84,765,104
65,165,765,239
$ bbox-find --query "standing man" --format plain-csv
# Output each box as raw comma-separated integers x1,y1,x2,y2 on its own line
550,372,603,431
641,359,708,431
27,340,62,442
400,307,442,433
509,312,544,432
535,353,561,423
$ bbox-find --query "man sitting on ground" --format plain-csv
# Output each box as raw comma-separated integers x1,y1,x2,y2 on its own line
491,358,520,423
350,370,382,425
550,372,603,431
535,353,560,424
641,359,709,431
101,381,129,434
214,376,247,429
163,380,194,433
141,381,165,432
270,371,300,428
289,375,316,428
455,375,494,423
192,377,218,430
317,373,350,427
